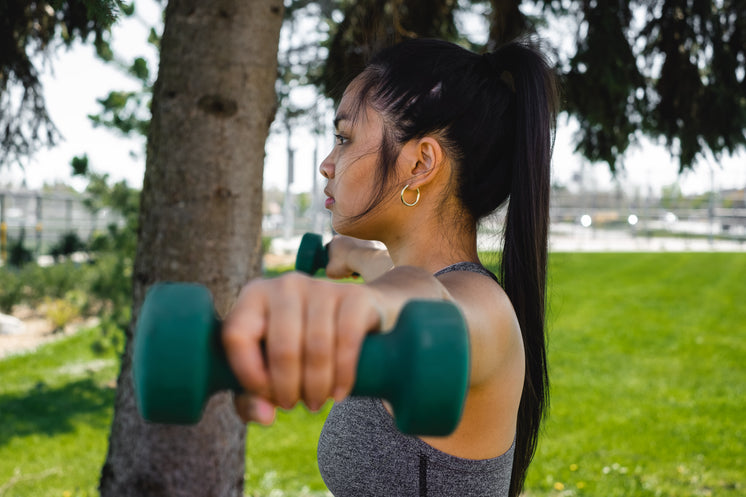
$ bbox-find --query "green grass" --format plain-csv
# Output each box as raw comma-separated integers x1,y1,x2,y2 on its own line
1,253,744,496
0,328,121,497
244,405,332,496
528,252,746,496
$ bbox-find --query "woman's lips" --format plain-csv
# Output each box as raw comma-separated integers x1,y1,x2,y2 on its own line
324,189,334,209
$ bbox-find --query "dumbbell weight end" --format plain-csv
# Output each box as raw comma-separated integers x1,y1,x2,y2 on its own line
134,283,243,425
353,300,470,435
295,233,328,275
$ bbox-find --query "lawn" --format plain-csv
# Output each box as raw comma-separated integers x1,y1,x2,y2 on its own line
526,252,745,497
0,328,120,497
1,252,744,496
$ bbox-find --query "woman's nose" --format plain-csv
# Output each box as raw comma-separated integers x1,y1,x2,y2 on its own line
319,154,334,179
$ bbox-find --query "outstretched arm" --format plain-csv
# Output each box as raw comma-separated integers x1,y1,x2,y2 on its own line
221,261,518,431
222,265,448,424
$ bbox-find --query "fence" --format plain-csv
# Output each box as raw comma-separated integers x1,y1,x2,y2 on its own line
0,189,124,261
265,187,746,254
3,186,745,262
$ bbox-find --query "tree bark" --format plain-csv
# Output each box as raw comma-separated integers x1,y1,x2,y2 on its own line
99,1,283,495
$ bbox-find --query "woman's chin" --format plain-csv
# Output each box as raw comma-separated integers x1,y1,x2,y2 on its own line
331,216,360,238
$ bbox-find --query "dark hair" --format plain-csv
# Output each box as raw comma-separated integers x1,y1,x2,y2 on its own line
351,38,557,496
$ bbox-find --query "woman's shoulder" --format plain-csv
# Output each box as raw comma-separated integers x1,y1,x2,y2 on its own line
435,264,522,376
435,262,517,325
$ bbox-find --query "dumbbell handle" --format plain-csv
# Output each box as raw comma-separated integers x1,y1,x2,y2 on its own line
184,307,440,401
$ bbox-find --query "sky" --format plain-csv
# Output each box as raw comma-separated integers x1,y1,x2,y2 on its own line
3,2,744,198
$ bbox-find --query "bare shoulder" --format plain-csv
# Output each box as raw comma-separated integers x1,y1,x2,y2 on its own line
436,268,523,386
435,267,516,325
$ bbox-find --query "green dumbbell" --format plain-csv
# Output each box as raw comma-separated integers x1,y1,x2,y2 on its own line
295,233,328,275
295,232,360,277
133,282,469,436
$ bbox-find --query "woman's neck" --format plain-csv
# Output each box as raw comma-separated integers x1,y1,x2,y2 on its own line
383,215,479,274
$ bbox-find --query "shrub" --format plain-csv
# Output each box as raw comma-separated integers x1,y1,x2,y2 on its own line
44,294,83,332
7,230,33,268
49,231,87,261
0,269,22,313
20,262,84,303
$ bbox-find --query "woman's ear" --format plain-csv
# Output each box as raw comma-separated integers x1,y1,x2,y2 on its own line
401,137,445,189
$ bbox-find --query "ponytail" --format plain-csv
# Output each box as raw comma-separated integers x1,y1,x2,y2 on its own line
495,41,558,497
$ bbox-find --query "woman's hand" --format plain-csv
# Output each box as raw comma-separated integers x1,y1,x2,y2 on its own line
222,272,383,424
326,235,393,281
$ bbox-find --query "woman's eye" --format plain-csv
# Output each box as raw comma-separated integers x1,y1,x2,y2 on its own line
334,134,348,146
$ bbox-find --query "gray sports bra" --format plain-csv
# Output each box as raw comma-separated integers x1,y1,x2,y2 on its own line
317,262,513,496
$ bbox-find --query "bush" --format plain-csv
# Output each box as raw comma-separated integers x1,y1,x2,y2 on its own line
7,230,33,268
0,260,101,314
44,293,83,332
0,270,23,313
88,253,132,331
20,262,86,303
49,231,87,261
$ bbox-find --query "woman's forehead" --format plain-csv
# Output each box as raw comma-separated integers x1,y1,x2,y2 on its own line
335,75,372,127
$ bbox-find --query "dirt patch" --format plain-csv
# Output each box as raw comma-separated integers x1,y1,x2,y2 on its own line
0,306,99,359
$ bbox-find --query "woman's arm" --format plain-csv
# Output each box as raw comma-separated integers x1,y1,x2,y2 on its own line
222,264,518,424
325,235,394,281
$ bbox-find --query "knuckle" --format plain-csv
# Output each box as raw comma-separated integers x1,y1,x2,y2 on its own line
336,324,358,350
269,345,300,368
279,271,307,289
342,286,366,306
305,335,325,358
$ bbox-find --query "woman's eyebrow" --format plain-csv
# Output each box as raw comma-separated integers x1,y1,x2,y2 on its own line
333,113,351,130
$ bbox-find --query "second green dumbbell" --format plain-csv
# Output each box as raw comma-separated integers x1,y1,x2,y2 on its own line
133,282,470,436
295,233,328,275
295,232,360,277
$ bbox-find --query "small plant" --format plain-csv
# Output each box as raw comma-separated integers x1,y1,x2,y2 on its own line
44,293,83,332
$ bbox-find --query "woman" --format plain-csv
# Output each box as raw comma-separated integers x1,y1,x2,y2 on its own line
223,38,557,496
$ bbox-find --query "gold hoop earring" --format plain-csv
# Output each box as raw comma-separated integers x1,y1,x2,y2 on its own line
400,185,421,207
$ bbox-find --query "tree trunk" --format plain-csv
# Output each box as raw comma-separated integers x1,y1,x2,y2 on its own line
99,1,283,495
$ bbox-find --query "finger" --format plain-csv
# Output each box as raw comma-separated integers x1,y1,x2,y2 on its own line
333,290,382,401
266,274,305,409
234,393,276,425
222,285,271,399
302,292,337,410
